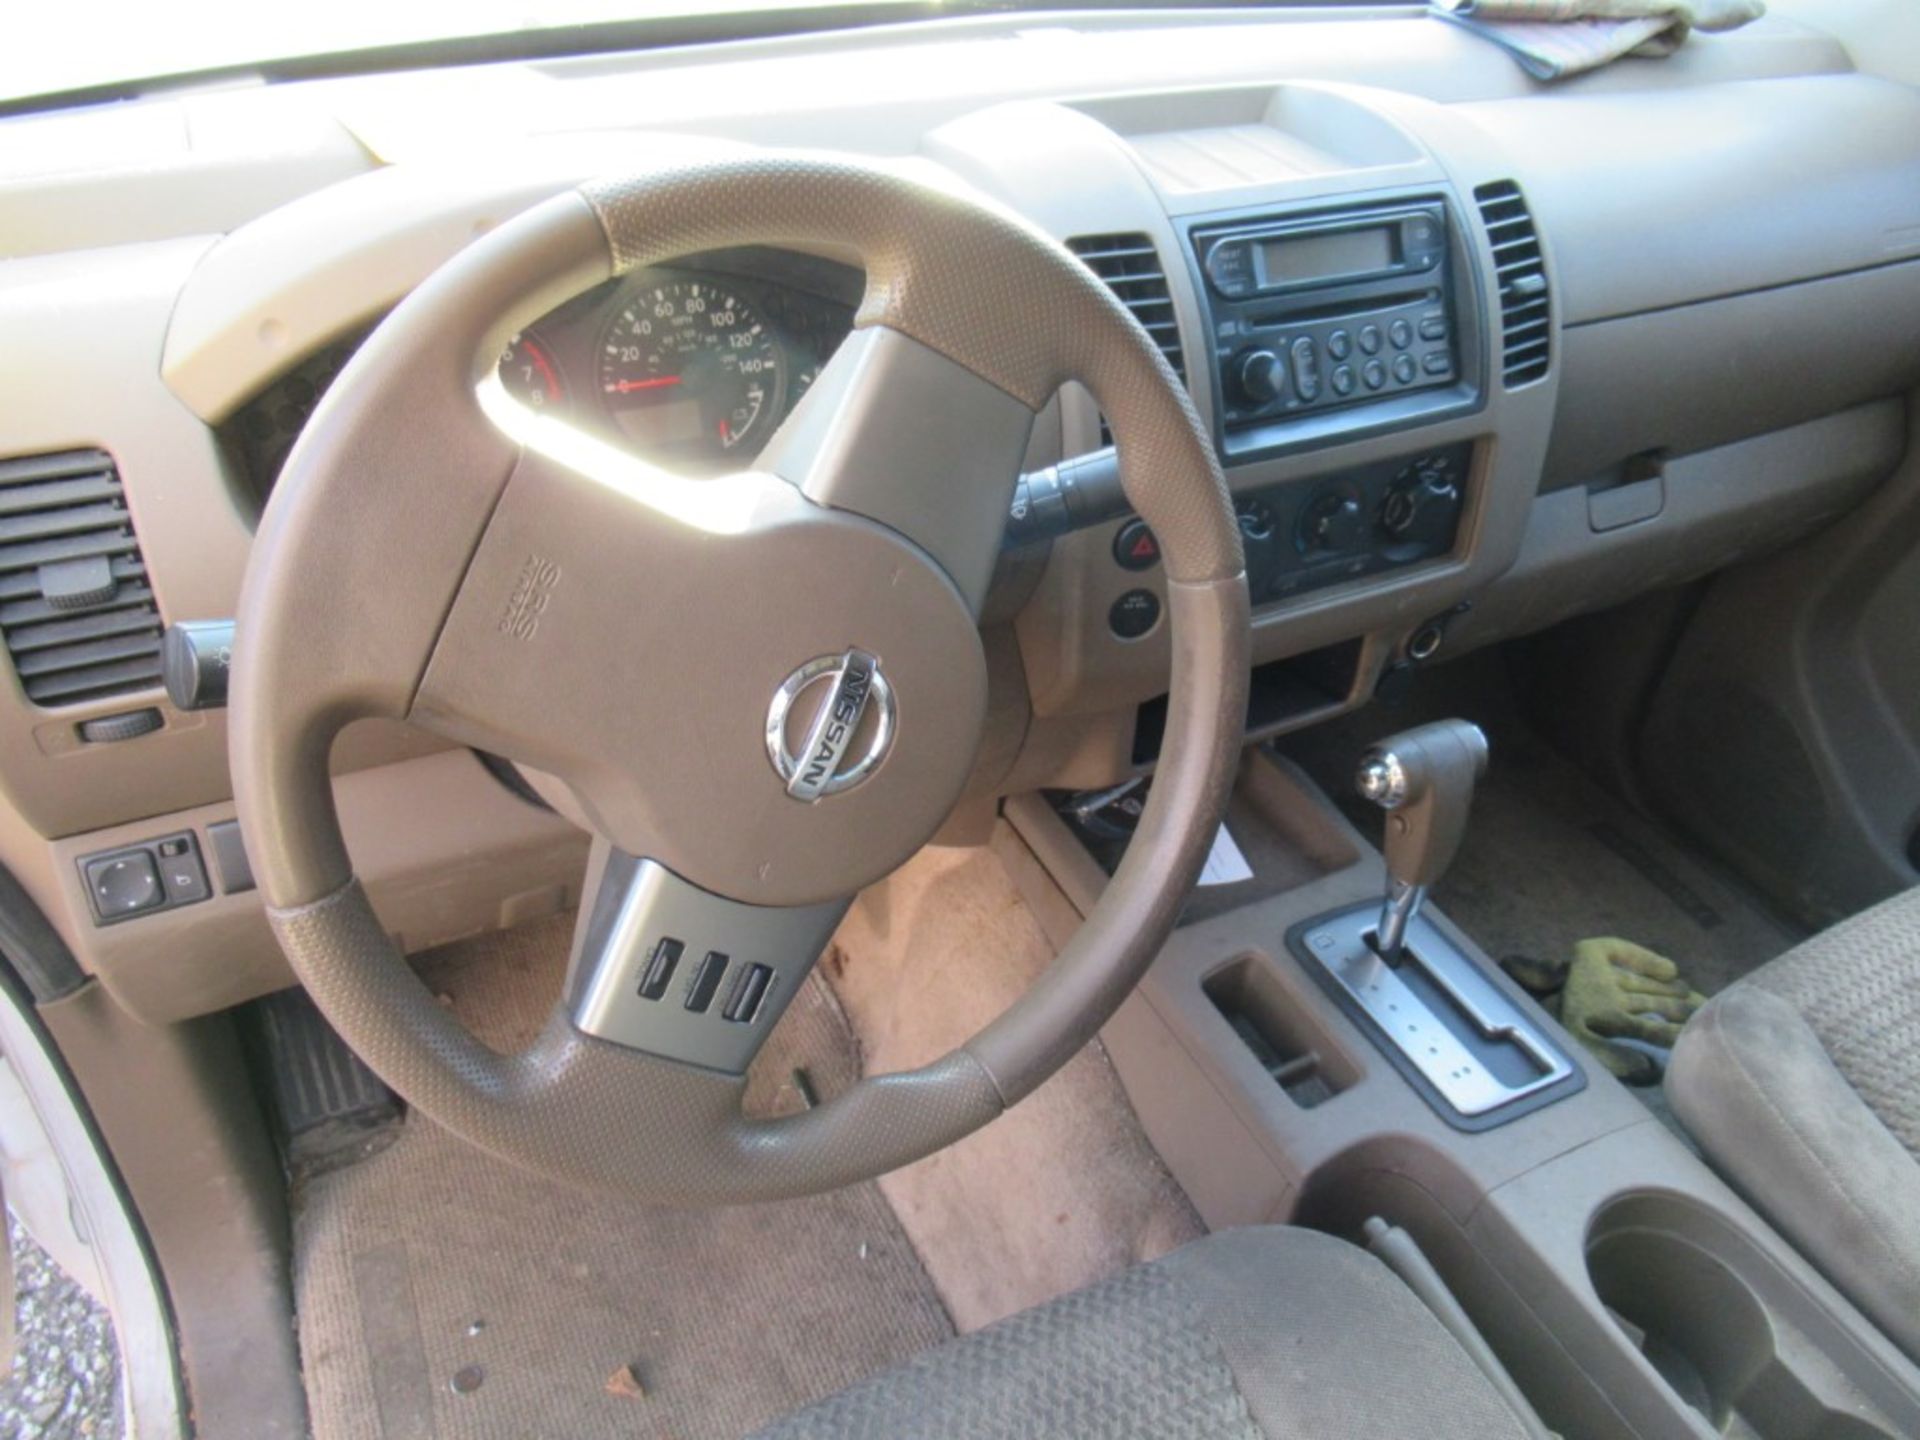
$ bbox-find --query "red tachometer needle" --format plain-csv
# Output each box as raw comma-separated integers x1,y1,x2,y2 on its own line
606,375,682,394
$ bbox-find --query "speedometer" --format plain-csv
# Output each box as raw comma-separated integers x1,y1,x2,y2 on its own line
598,280,783,466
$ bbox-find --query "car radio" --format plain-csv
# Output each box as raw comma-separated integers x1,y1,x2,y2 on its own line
1192,200,1460,431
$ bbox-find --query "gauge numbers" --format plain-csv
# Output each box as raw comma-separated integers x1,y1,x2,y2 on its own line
598,280,782,467
499,331,566,410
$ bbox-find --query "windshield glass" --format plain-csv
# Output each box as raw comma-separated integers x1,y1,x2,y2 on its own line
5,0,898,110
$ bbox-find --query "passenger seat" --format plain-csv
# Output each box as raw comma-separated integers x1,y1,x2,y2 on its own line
1669,888,1920,1360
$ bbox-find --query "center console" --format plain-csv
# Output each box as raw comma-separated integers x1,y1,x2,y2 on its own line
999,739,1920,1440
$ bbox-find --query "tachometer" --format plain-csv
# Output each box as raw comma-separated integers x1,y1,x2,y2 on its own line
499,331,566,411
598,280,782,465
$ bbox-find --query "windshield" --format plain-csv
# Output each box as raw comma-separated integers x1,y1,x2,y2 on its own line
3,0,977,111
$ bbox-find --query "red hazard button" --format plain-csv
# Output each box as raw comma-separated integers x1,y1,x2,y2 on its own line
1112,518,1162,572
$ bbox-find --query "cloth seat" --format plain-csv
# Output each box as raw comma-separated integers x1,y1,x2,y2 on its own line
1669,886,1920,1359
752,1225,1532,1439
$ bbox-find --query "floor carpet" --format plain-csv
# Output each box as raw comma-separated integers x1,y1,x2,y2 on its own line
825,841,1206,1332
292,915,952,1440
1277,662,1798,999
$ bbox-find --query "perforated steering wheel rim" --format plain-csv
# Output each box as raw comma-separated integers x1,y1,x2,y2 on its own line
230,155,1249,1203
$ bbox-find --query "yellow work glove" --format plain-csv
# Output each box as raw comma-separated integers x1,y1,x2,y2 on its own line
1558,937,1707,1080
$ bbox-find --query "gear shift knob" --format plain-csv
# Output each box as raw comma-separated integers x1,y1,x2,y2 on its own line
1355,720,1489,961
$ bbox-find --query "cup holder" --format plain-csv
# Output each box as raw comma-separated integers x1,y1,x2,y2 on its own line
1586,1193,1909,1438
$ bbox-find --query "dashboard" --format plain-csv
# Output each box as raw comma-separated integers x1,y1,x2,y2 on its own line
3,3,1920,1025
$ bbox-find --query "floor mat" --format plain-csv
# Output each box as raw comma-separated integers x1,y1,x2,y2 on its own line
1434,740,1794,998
294,915,952,1440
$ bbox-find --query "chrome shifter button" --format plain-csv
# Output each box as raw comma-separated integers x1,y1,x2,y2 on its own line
1356,752,1408,808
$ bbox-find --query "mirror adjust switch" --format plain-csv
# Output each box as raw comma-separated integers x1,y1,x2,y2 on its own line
85,852,163,921
80,831,210,926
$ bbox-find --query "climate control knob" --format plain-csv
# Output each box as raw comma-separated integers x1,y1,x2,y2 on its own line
1379,461,1463,547
1297,489,1368,556
1236,349,1285,407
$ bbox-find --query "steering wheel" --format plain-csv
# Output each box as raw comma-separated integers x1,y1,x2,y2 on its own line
230,156,1249,1203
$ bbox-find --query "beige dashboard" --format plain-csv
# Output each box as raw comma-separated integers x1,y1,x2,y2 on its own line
2,5,1919,1022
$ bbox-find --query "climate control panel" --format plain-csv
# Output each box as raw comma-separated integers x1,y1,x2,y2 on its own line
1008,441,1470,613
1236,444,1469,605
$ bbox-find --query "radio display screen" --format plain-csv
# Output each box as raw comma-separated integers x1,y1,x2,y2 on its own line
1259,226,1396,285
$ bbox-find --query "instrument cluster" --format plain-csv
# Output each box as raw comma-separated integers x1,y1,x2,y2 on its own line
497,251,858,474
226,249,859,501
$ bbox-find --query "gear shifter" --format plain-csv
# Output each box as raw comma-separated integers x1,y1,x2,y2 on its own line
1296,719,1575,1121
1355,720,1489,962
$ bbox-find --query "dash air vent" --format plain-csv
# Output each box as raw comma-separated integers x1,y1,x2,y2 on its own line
1068,233,1187,383
1473,181,1551,387
0,450,163,706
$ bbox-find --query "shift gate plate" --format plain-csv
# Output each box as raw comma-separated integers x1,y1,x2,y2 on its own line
1291,904,1578,1121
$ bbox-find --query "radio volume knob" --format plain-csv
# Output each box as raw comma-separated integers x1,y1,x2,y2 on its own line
1236,349,1285,406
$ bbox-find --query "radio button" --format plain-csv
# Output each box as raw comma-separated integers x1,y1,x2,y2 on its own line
1362,359,1387,391
1326,329,1352,361
1418,313,1448,341
1389,319,1413,350
1422,351,1453,376
1206,241,1255,297
1237,348,1285,406
1358,324,1383,356
1330,364,1355,397
1289,338,1322,403
1392,354,1417,385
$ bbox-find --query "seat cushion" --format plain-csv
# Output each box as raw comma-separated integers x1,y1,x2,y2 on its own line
751,1226,1532,1439
1669,886,1920,1359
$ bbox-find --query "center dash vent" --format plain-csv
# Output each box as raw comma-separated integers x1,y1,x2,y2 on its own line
1068,233,1187,384
0,450,163,706
1474,181,1551,387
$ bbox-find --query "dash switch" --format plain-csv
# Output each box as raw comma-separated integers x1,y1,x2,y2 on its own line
722,964,775,1024
638,938,683,1001
156,839,210,906
206,820,255,895
684,951,730,1013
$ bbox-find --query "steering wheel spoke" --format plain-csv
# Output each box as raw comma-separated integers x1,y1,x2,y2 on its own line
565,844,848,1074
757,325,1036,615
